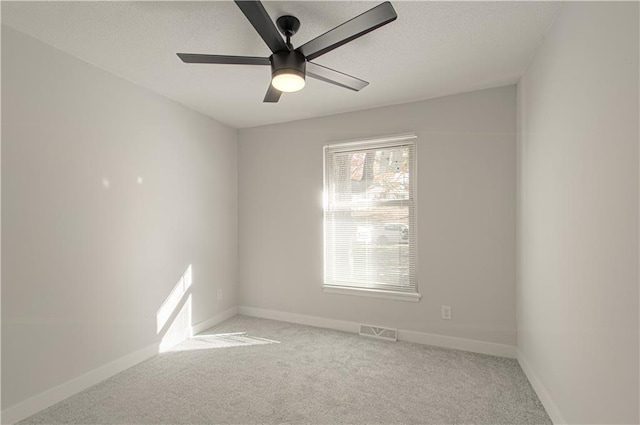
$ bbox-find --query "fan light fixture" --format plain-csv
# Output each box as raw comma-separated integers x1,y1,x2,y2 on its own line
271,69,305,93
272,70,305,92
270,50,306,93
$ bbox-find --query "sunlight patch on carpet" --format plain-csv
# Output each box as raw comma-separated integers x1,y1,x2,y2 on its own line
165,332,280,352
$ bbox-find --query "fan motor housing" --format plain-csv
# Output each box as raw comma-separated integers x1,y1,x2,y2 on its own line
270,50,306,81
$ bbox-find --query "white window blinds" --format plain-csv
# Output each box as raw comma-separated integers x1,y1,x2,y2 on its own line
323,134,417,296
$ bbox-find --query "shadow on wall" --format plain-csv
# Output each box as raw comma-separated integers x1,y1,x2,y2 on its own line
157,265,193,353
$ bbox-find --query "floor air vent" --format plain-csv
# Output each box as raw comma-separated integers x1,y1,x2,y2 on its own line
359,324,397,341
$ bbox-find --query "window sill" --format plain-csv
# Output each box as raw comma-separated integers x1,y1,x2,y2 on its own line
323,285,421,302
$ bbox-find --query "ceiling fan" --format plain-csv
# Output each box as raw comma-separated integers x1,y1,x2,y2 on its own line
177,1,397,103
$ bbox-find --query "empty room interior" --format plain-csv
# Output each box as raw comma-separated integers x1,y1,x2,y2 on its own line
1,1,639,424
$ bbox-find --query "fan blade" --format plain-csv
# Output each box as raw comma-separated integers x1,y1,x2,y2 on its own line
177,53,270,65
234,1,289,53
264,84,282,103
306,62,369,91
296,2,397,62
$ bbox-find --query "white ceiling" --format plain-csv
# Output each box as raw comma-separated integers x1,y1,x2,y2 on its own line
1,1,561,128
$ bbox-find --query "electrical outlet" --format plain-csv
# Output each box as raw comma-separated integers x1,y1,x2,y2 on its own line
217,289,223,300
441,305,452,320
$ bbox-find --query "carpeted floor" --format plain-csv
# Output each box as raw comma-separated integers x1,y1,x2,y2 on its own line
19,315,551,424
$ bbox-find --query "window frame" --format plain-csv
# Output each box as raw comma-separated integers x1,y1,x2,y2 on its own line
322,133,420,302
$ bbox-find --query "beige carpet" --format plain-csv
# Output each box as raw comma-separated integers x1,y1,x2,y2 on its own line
19,315,550,424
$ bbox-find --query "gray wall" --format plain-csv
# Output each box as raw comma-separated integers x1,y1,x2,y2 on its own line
517,2,639,423
1,26,238,409
238,85,517,346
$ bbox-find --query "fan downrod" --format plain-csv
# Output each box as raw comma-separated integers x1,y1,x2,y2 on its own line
276,15,301,44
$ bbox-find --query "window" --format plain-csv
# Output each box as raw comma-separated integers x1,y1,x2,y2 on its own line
323,134,419,302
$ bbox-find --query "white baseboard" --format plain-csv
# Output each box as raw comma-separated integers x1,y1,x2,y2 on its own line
517,350,567,424
238,306,359,334
399,329,517,358
238,306,517,358
192,306,238,335
1,306,239,425
1,342,159,425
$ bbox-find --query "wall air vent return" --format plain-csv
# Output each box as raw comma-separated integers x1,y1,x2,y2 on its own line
359,324,397,341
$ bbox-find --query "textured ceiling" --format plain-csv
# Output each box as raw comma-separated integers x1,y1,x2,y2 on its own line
1,1,561,128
